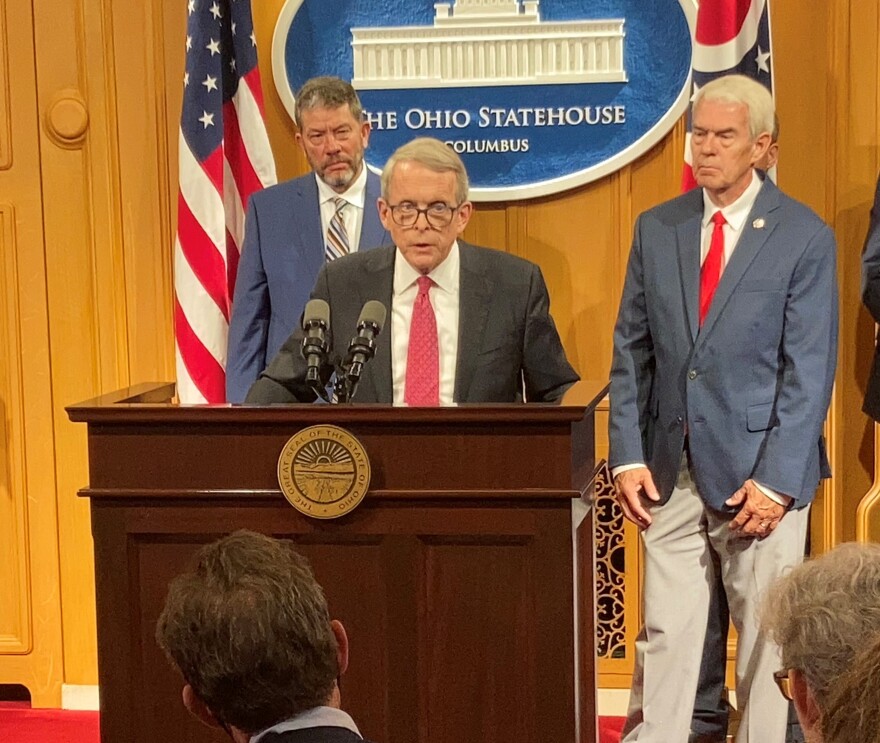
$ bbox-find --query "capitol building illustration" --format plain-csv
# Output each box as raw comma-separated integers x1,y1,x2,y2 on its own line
350,0,627,89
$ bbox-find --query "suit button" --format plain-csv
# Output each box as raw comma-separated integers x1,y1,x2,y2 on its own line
688,370,697,380
677,416,683,424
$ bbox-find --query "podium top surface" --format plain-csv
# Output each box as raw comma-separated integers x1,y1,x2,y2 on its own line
67,380,608,425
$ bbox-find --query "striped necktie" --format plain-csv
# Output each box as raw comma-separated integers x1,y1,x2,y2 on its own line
325,197,350,262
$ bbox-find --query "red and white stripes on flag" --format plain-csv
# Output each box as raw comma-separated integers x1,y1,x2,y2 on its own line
682,0,774,191
174,0,276,403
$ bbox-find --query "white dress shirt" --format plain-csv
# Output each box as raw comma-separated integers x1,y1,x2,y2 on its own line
391,241,460,405
699,168,762,269
316,165,368,253
250,706,361,742
614,171,790,506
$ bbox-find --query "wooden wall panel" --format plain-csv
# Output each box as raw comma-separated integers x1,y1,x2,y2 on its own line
0,204,30,656
0,0,64,705
0,2,10,170
34,0,106,685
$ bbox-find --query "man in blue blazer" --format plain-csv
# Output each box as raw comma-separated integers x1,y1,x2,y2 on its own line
226,77,389,402
610,76,837,743
157,530,374,743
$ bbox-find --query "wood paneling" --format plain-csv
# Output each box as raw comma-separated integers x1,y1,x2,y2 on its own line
0,2,11,170
0,0,64,705
0,203,30,656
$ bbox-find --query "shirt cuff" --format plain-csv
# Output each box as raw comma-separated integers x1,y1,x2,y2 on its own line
754,481,793,507
611,463,647,480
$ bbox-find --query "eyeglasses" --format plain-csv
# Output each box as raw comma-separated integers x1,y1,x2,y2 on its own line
386,201,463,229
773,669,793,701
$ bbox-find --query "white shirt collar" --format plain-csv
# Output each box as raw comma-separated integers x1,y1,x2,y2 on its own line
315,164,367,210
249,706,361,743
393,240,460,296
701,169,763,231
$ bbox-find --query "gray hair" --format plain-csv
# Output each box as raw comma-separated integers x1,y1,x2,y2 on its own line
761,542,880,712
381,137,470,204
822,631,880,743
693,74,775,140
294,76,363,130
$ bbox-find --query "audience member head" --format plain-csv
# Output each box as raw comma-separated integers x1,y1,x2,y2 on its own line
294,76,370,193
156,530,348,742
820,631,880,743
761,542,880,743
690,74,774,206
378,137,473,274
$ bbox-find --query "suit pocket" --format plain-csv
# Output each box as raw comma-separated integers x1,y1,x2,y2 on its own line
747,402,777,431
739,278,785,293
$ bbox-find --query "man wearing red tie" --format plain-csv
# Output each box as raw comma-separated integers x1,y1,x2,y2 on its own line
246,137,577,405
609,75,838,743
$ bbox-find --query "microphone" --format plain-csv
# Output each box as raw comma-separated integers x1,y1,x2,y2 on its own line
301,299,330,389
343,301,387,400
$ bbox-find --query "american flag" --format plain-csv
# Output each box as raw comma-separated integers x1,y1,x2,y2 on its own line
174,0,276,403
682,0,774,190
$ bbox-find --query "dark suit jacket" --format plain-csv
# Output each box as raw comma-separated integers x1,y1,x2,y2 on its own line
609,178,838,510
258,727,372,743
226,171,389,402
245,242,579,404
863,173,880,420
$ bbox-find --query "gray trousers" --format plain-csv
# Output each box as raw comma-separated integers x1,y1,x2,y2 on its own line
621,460,809,743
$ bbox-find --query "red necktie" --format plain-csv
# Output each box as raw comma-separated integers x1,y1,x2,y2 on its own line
699,211,726,326
404,276,439,406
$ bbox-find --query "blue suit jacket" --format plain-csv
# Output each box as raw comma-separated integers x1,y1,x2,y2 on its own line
609,178,837,511
226,171,388,402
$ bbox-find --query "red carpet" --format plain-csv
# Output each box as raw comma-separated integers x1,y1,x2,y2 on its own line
0,702,100,742
0,702,622,743
600,716,626,743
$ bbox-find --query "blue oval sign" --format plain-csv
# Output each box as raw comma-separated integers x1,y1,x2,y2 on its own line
273,0,695,201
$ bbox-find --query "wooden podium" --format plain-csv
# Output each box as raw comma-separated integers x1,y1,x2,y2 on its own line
67,380,607,743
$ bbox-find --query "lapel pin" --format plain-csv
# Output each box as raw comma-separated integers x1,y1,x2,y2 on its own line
752,218,765,229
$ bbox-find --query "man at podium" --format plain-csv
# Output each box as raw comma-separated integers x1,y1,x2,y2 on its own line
245,137,578,405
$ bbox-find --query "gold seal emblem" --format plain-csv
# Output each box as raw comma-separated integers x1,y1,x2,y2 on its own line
277,425,371,519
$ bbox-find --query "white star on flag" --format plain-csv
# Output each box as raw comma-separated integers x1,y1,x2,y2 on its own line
198,110,215,128
755,46,771,73
202,75,218,92
210,2,222,20
206,38,220,55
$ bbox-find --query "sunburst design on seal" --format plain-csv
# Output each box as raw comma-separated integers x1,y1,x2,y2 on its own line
293,439,356,503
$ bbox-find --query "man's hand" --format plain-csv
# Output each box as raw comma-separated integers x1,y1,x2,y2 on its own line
614,467,660,529
726,479,787,538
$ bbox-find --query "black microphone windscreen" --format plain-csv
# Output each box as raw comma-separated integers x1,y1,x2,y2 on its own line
303,298,330,328
358,300,387,332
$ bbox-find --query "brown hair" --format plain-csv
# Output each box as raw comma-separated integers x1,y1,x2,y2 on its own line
294,76,363,130
155,530,338,733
